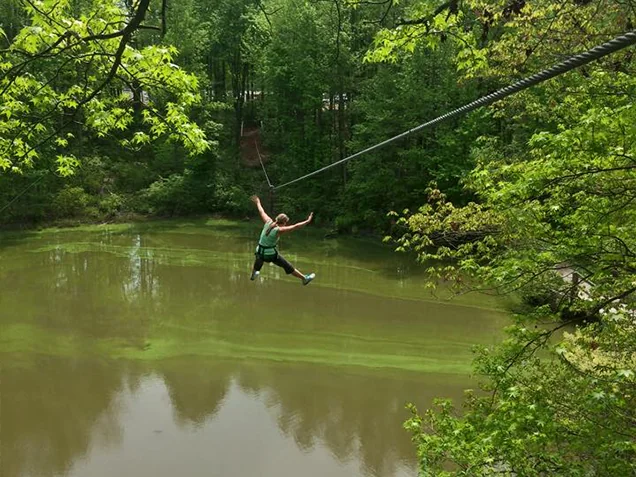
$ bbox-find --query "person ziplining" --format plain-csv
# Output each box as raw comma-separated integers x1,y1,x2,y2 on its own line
250,195,316,285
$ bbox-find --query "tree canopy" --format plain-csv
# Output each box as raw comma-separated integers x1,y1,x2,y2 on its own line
380,1,636,474
1,0,210,176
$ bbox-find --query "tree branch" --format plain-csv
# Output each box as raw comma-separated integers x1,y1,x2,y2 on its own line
138,25,162,32
591,286,636,315
82,0,152,41
7,0,153,165
397,0,458,28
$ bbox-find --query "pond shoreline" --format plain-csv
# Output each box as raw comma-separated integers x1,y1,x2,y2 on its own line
0,211,383,240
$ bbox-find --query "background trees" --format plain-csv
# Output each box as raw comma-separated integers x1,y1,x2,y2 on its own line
0,0,494,228
380,1,636,474
0,0,216,223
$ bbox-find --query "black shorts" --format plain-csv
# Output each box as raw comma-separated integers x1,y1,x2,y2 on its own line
254,252,295,274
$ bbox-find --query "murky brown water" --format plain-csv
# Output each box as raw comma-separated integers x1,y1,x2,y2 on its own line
0,219,509,477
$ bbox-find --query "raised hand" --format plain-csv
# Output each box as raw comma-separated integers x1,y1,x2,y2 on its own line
250,195,260,204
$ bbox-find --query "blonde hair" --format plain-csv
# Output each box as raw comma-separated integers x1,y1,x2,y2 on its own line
275,213,289,224
266,213,289,235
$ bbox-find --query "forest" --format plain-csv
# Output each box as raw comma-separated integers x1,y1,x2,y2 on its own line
2,0,636,475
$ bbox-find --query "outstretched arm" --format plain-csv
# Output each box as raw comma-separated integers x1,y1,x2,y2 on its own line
251,195,272,223
278,212,314,234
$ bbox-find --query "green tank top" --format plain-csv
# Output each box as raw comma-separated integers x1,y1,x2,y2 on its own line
256,220,279,257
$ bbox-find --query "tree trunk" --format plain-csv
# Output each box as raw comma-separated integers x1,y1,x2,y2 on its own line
338,90,346,186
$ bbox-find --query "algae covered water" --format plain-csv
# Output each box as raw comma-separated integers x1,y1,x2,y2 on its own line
0,219,508,477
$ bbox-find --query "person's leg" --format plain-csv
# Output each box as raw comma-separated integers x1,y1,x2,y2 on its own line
272,254,301,278
273,254,315,284
251,255,264,280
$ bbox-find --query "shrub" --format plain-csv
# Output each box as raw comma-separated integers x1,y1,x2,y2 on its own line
52,186,91,218
140,173,198,216
98,193,125,217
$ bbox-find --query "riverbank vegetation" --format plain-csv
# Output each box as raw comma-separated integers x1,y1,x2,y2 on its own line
2,0,635,474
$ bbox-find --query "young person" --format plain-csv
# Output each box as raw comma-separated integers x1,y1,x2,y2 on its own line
250,195,315,285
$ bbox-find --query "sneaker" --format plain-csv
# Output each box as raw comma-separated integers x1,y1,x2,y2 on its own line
250,270,260,281
302,273,316,286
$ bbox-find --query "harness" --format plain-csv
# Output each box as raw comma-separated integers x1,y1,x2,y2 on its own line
256,221,279,259
256,243,278,259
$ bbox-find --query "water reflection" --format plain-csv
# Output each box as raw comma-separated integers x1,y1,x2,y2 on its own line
159,360,232,426
233,364,462,477
1,356,466,477
0,357,134,477
0,223,508,477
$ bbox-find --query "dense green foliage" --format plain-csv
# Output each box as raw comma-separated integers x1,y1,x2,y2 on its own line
1,0,486,227
379,1,636,475
2,0,636,474
405,314,636,476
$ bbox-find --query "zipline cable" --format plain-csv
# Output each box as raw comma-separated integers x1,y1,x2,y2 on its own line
254,138,276,211
255,139,273,189
273,30,636,191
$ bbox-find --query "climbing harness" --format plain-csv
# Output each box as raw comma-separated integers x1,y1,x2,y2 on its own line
255,243,278,259
255,219,280,259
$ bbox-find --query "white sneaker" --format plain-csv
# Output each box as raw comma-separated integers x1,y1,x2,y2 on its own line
250,270,260,281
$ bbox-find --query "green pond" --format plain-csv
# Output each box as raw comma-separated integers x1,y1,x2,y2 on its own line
0,219,510,477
